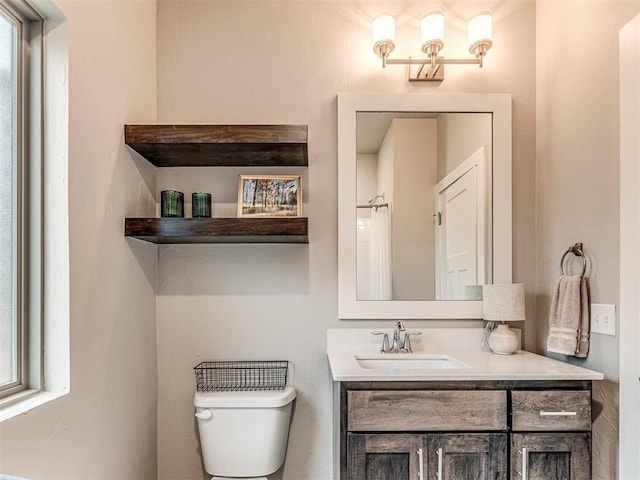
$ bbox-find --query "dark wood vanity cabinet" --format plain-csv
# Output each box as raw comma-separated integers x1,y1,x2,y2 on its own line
347,433,425,480
348,432,507,480
511,432,591,480
427,433,508,479
340,381,593,480
510,390,593,479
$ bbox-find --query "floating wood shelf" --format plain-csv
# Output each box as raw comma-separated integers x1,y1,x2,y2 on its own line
124,217,309,244
123,124,309,244
124,124,308,167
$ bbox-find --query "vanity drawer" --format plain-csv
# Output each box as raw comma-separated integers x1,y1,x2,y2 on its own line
511,390,591,431
347,390,507,432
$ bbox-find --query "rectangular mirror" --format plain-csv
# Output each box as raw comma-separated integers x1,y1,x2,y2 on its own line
357,111,492,301
338,93,512,319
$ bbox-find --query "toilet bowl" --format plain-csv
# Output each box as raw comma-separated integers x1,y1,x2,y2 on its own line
194,387,296,479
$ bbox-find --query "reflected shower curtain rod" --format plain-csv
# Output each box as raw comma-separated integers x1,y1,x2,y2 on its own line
358,193,388,209
357,203,389,209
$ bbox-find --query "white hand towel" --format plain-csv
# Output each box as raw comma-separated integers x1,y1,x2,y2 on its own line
547,275,590,358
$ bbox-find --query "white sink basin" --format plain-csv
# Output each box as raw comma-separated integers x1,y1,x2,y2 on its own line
354,353,471,370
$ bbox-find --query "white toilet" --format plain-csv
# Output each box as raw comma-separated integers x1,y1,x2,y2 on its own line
194,387,296,480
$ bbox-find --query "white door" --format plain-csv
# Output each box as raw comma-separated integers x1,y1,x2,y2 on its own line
435,147,486,300
619,12,640,479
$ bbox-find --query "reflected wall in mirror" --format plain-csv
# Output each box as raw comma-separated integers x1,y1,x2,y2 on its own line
338,93,512,319
356,112,492,301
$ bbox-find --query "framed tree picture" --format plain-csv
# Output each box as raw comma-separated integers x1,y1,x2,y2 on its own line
237,175,302,217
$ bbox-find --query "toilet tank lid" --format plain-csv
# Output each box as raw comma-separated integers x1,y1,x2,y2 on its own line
194,386,296,408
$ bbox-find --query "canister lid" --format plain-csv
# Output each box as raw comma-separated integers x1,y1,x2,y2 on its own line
194,386,296,408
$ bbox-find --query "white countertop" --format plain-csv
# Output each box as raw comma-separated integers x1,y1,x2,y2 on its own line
327,328,604,382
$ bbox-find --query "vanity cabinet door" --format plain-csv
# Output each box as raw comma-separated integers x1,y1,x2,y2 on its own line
511,433,591,480
347,433,426,480
426,433,507,480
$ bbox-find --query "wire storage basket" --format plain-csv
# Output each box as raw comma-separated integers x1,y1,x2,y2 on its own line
194,360,289,392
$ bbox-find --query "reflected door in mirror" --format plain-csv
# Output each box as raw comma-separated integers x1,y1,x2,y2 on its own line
436,147,486,299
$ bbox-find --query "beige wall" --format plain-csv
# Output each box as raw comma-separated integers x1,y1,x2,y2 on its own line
0,1,158,479
15,1,640,479
536,1,640,478
437,113,492,182
356,154,377,209
377,122,395,208
392,119,437,300
155,1,535,479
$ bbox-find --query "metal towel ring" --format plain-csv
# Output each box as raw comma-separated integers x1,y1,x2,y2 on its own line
560,242,587,277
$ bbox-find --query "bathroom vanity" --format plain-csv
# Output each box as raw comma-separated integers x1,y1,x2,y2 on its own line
327,328,604,480
334,93,603,478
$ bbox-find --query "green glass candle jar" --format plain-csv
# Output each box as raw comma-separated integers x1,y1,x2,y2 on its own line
192,192,212,218
161,190,184,217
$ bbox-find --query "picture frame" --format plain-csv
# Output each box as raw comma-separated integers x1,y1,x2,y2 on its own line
237,175,302,217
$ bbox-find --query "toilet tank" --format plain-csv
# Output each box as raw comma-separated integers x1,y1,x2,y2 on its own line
194,387,296,477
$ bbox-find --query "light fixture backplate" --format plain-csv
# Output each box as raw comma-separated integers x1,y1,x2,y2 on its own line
408,60,445,81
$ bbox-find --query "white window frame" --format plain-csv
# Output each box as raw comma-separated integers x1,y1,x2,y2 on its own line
0,0,39,403
0,0,69,421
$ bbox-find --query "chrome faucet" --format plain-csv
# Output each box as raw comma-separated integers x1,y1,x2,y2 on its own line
371,321,422,353
391,321,406,353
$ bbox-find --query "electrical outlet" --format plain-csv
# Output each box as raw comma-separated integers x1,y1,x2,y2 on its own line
591,303,616,336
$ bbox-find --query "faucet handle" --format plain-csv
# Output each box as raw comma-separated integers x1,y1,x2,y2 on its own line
371,331,390,353
402,331,422,353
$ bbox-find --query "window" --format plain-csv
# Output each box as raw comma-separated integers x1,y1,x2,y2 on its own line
0,0,68,418
0,0,70,422
0,0,27,400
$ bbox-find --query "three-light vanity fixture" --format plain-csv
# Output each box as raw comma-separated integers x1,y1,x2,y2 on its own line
372,11,493,81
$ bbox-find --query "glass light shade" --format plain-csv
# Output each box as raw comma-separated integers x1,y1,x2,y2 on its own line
372,15,395,45
468,12,492,47
482,283,525,322
421,12,445,46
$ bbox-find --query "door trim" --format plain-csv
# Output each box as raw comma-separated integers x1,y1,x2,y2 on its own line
619,11,640,479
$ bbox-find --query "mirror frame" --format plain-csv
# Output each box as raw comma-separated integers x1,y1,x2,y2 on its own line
338,92,512,319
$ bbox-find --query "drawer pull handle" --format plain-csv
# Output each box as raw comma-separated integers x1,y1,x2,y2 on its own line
539,410,577,417
436,447,443,479
520,447,528,480
417,448,424,480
